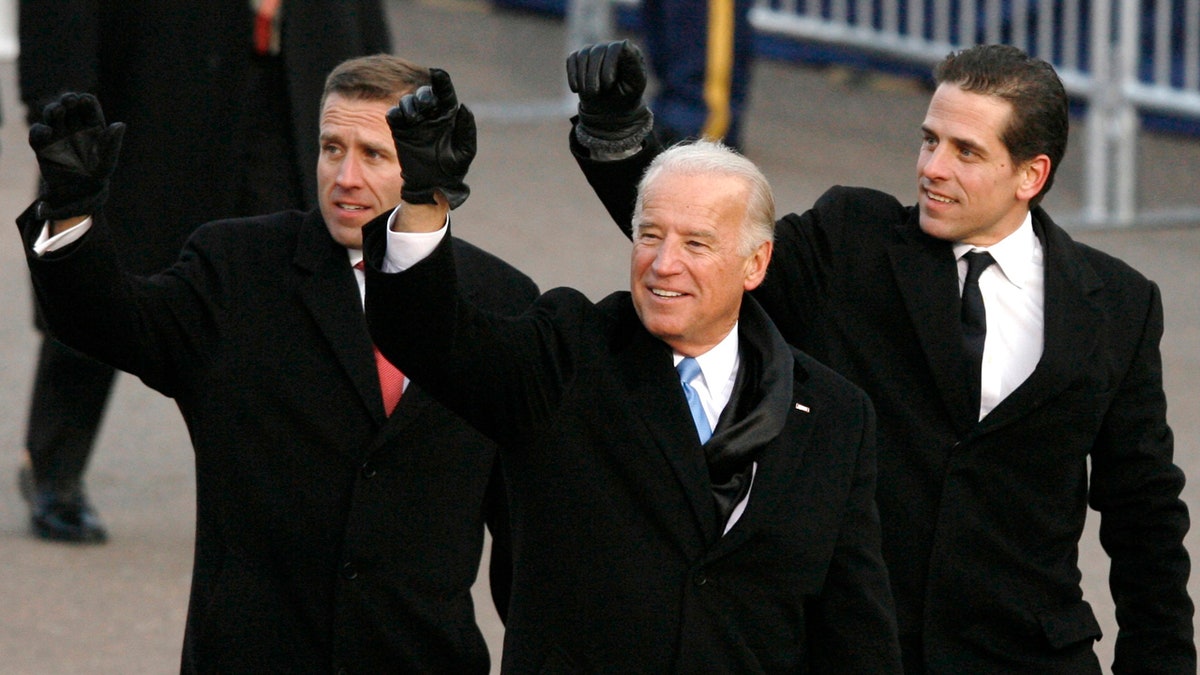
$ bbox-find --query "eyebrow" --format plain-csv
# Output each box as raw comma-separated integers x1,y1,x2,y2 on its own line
922,125,987,157
680,226,718,239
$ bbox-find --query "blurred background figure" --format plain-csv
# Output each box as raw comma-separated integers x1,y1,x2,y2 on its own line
16,0,391,543
639,0,754,150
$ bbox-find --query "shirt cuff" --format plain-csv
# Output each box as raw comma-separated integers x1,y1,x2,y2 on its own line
382,207,449,273
33,217,93,256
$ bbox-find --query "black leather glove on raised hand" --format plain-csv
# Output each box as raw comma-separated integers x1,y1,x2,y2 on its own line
29,93,125,221
386,68,475,209
566,40,653,155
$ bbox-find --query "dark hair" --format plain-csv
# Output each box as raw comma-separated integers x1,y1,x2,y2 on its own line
934,44,1068,207
321,54,430,109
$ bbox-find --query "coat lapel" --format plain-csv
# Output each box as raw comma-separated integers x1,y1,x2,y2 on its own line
972,212,1104,436
886,219,978,433
293,212,386,423
613,311,720,542
710,358,815,554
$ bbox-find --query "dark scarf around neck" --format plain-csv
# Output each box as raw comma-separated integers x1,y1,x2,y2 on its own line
706,295,795,530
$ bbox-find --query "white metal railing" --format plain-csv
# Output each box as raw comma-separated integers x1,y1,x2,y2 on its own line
741,0,1200,227
563,0,1200,229
0,0,17,61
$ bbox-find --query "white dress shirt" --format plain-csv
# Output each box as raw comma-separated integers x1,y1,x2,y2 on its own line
33,216,92,254
953,213,1045,420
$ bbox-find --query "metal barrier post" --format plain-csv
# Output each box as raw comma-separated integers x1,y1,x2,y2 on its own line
1113,0,1141,226
1083,0,1114,227
0,0,17,61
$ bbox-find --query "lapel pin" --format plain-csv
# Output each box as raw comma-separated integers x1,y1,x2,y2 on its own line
794,403,810,413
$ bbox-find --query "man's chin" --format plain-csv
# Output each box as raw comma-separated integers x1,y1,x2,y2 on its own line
917,212,954,242
325,220,370,249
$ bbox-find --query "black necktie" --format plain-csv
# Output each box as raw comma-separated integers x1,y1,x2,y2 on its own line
961,251,995,419
960,251,995,365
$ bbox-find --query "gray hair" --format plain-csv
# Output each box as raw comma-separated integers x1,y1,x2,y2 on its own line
632,140,775,256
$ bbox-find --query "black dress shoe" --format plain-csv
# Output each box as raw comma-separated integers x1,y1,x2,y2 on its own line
19,468,108,544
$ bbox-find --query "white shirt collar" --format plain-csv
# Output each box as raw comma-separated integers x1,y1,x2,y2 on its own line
673,323,741,404
953,212,1041,289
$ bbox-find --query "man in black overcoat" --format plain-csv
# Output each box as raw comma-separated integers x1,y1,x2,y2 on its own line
363,70,902,673
17,0,393,542
16,56,535,673
568,41,1195,673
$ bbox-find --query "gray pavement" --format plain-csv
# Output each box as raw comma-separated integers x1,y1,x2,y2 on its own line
1,1,1198,672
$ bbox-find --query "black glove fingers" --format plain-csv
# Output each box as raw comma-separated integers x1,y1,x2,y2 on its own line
584,43,610,98
28,123,54,150
41,99,67,132
390,69,473,210
386,102,409,132
429,68,459,113
615,40,648,97
570,41,652,153
58,93,90,132
599,41,626,91
566,50,584,93
415,86,441,120
69,93,106,130
30,92,122,220
395,92,423,125
451,104,477,162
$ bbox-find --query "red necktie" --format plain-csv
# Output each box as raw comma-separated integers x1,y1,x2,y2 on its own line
374,345,405,416
253,0,282,55
355,261,405,414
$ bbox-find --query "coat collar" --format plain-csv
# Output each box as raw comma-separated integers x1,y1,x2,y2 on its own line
709,357,816,556
971,208,1104,436
611,294,813,547
886,213,979,433
886,207,1105,436
612,302,720,540
293,211,432,433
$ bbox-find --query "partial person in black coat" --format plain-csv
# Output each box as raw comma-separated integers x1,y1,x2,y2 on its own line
16,55,536,673
362,70,901,672
569,41,1195,673
16,0,391,543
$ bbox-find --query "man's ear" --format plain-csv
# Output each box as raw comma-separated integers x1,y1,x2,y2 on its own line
1016,154,1051,203
743,240,773,291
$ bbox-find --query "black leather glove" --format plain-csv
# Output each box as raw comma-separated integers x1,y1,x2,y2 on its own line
566,40,653,155
28,92,125,221
386,68,475,209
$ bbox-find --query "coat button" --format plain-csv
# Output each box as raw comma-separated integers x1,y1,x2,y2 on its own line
341,561,358,580
360,462,377,479
695,574,708,586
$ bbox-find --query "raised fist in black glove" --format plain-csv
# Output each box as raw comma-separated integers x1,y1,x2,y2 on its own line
29,92,125,221
566,40,653,155
386,68,475,209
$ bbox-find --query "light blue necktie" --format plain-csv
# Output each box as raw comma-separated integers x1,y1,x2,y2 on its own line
677,357,712,444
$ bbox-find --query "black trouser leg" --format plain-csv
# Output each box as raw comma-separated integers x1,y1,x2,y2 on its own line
25,334,117,494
